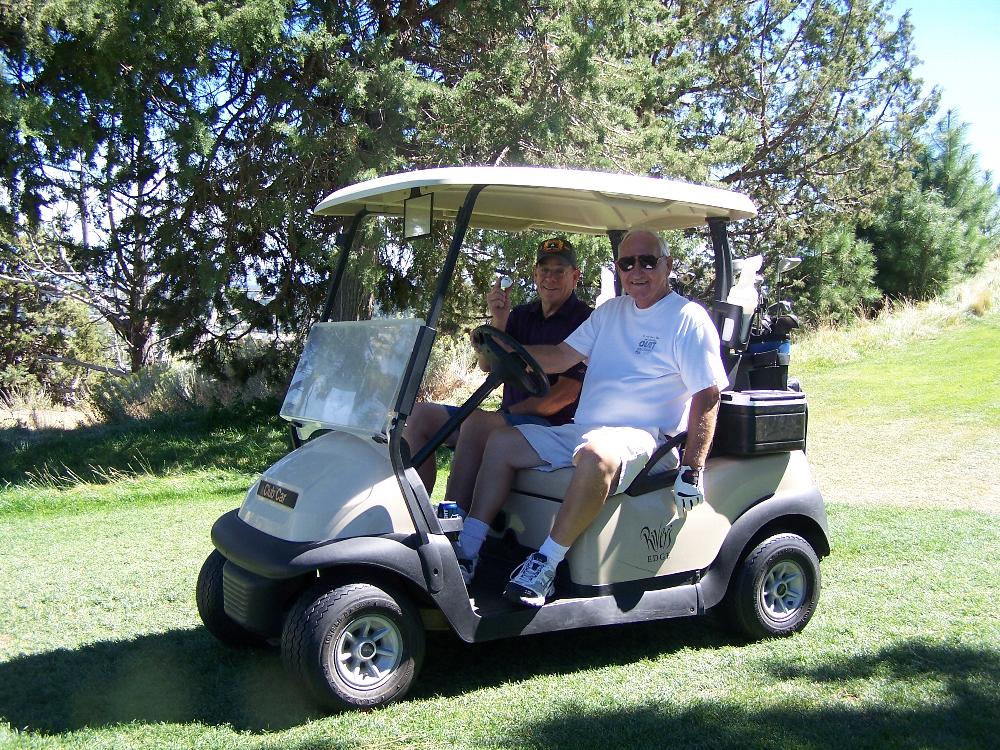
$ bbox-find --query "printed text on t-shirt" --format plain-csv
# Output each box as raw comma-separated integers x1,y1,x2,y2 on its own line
636,335,659,355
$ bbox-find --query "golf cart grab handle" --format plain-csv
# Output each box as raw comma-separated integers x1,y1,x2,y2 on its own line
624,431,687,497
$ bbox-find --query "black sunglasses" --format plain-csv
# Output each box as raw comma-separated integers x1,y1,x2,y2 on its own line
616,254,663,272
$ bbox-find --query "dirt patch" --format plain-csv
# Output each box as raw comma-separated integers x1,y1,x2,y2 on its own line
0,408,90,431
808,417,1000,515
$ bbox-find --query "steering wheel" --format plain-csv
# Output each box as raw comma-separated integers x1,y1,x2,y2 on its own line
470,325,550,398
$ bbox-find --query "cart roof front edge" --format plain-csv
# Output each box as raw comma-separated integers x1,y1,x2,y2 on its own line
313,166,757,234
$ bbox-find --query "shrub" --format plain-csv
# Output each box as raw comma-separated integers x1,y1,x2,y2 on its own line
85,361,281,424
418,334,484,404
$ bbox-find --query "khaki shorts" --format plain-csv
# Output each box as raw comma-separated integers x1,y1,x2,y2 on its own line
515,423,660,495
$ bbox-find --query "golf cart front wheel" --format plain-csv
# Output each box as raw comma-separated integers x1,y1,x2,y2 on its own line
281,582,425,711
196,550,268,647
728,533,820,639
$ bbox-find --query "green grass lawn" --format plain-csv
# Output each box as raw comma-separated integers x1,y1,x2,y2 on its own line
802,316,1000,513
1,318,998,749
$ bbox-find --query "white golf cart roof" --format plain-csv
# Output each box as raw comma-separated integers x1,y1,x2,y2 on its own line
314,166,756,234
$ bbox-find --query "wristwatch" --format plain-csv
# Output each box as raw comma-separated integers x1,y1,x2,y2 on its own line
679,465,701,482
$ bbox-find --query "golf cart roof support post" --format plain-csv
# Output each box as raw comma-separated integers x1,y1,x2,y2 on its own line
607,229,625,297
423,185,487,329
708,217,733,303
319,209,368,322
391,183,488,461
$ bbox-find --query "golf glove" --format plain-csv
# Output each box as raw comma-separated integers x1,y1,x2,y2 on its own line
673,465,704,515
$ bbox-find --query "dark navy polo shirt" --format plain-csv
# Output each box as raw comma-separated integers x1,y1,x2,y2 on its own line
501,292,592,425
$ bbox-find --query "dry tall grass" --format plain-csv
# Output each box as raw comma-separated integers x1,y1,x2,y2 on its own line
0,383,90,430
418,335,486,404
85,363,277,423
794,256,1000,371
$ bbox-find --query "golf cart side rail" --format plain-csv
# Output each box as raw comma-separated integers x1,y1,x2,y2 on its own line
210,508,483,638
211,509,425,581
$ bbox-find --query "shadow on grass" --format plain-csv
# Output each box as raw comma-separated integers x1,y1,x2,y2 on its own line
0,399,288,487
518,640,999,750
0,629,319,733
0,617,724,734
3,614,997,747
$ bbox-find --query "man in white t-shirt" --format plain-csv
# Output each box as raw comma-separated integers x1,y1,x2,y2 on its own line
454,228,729,607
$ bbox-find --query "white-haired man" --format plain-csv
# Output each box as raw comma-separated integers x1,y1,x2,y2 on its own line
455,228,728,606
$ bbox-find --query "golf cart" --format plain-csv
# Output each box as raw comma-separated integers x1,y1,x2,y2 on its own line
196,167,829,711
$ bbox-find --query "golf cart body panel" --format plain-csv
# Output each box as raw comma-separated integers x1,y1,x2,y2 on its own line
210,508,436,635
314,167,757,233
698,486,829,611
502,450,818,587
236,317,424,542
239,432,416,542
198,166,829,709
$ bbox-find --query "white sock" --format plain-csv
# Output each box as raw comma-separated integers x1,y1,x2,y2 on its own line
538,536,569,567
457,517,490,559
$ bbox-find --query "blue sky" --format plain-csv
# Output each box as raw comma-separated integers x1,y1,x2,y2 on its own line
901,0,1000,186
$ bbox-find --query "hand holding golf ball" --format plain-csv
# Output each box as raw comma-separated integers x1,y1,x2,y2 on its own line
487,276,513,319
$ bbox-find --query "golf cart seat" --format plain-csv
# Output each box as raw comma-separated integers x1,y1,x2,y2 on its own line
510,431,685,501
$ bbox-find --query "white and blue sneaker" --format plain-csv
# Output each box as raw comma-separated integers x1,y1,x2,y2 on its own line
503,552,557,607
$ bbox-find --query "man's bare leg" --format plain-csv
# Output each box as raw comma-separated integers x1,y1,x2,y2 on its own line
445,409,509,513
503,441,621,607
455,427,543,572
401,402,458,494
467,426,543,524
549,442,622,547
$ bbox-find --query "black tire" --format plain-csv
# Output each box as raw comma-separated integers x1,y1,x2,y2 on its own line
196,549,268,647
726,533,821,639
281,582,425,711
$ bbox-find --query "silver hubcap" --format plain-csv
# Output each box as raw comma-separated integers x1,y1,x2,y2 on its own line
333,614,403,690
760,559,806,621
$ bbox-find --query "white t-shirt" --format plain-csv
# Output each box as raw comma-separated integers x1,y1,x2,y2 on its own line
564,292,728,436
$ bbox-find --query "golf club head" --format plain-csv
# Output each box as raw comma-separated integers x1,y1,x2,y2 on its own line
772,314,799,337
767,300,793,316
778,257,802,274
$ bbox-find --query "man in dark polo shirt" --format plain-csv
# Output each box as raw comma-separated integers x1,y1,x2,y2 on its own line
403,237,592,512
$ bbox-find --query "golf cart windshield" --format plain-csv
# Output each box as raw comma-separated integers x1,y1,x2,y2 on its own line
280,318,424,440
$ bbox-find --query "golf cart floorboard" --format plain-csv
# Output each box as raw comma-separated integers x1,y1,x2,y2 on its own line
463,555,701,640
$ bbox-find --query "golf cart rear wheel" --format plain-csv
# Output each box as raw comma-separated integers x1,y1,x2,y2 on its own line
728,533,820,639
281,582,425,711
196,550,268,647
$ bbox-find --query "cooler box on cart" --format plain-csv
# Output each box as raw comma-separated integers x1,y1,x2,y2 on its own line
713,389,807,456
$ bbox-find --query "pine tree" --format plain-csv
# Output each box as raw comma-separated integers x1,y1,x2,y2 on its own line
798,225,880,324
863,113,999,300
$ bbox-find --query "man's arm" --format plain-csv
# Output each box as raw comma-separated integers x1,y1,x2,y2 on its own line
523,341,585,374
682,385,721,470
506,375,583,417
477,280,514,372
